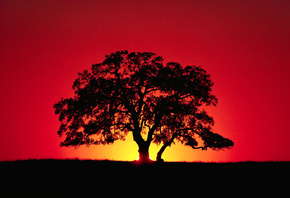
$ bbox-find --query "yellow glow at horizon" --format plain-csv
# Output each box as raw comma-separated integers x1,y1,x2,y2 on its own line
61,128,233,162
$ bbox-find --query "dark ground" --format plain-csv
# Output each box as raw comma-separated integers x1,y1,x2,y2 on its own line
0,159,289,196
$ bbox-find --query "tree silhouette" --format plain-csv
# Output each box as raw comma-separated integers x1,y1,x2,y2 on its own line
54,50,234,163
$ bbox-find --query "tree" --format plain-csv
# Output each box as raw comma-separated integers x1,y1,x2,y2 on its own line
54,50,234,163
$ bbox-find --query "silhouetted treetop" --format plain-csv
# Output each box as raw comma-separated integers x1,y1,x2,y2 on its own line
54,50,234,163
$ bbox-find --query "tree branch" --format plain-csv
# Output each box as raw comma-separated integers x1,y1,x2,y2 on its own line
192,146,206,150
143,120,151,130
156,131,178,161
144,87,160,94
145,109,163,144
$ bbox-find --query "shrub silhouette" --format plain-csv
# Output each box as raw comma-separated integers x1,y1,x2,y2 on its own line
54,50,234,163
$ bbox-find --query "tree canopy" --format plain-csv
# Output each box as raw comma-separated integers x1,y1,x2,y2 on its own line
54,50,234,162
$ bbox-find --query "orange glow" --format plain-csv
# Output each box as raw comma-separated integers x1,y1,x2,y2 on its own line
136,156,153,161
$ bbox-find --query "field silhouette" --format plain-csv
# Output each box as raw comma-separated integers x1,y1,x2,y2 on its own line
1,159,289,196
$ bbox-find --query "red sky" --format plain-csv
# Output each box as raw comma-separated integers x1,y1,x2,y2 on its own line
0,0,289,162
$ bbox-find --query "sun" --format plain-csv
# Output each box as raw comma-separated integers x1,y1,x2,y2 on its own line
136,156,153,161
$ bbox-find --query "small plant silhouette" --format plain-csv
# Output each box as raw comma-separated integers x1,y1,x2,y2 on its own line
54,51,234,163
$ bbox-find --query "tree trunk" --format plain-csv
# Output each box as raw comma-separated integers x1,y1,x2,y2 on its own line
132,127,153,164
156,132,178,162
137,143,151,163
156,143,167,162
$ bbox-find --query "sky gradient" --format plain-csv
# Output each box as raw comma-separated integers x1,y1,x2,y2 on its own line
0,0,289,162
